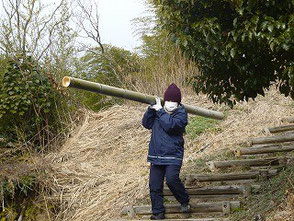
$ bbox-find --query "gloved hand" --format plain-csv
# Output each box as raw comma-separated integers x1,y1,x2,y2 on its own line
150,97,162,111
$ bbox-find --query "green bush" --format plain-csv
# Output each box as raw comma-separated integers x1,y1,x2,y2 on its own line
0,56,70,147
0,173,38,221
153,0,294,106
0,175,35,200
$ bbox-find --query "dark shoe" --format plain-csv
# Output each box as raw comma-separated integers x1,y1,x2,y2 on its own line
180,203,191,213
150,212,165,220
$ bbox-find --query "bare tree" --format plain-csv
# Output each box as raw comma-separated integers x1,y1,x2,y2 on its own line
73,0,104,53
0,0,75,61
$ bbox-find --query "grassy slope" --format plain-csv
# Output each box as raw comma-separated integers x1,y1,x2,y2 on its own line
186,113,294,220
48,87,294,220
230,165,294,221
183,89,294,220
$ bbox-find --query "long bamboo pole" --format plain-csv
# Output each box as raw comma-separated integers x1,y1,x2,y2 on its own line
62,76,224,120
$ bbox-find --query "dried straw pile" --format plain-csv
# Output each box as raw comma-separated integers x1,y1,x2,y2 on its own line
47,87,294,220
47,105,151,221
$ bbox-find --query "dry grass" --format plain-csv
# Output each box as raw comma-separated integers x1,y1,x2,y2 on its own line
266,190,294,221
183,88,294,168
125,42,197,97
46,107,150,221
46,86,294,221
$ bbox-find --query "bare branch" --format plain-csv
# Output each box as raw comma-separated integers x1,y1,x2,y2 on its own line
75,0,104,53
15,0,22,53
37,28,53,61
32,0,65,56
22,0,36,54
37,14,69,61
1,0,17,53
0,0,76,61
0,43,6,55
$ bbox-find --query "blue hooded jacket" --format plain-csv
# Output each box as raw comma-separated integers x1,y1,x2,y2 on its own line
142,105,188,166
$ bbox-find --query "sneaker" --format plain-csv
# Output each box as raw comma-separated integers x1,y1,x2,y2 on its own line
180,203,191,213
150,212,165,220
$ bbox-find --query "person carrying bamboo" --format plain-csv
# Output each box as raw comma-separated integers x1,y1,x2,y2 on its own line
142,83,190,220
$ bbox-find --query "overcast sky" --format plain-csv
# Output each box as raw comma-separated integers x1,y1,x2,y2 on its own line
0,0,150,51
98,0,148,51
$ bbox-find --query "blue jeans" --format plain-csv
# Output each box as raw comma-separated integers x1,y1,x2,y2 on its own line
149,164,190,215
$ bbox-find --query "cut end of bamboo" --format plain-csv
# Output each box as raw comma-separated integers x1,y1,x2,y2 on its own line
206,161,216,171
234,150,241,157
62,76,71,88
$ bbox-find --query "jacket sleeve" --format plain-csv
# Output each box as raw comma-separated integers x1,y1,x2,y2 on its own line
142,107,156,129
156,108,188,134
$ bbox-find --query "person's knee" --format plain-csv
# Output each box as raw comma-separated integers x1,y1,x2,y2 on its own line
166,174,180,187
149,181,163,192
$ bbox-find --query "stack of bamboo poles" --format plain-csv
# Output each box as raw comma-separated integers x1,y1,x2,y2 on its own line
234,124,294,156
120,119,294,221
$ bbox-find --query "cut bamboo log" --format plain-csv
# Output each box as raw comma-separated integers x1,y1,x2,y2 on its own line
220,179,257,185
206,158,280,170
281,117,294,123
140,213,226,220
265,124,294,133
252,141,294,147
235,145,294,156
129,219,229,221
62,76,224,120
249,165,283,172
164,194,240,201
163,185,260,196
279,130,294,135
251,133,294,145
185,169,278,183
121,201,240,216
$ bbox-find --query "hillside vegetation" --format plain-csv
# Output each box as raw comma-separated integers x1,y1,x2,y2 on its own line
47,86,294,220
1,1,294,220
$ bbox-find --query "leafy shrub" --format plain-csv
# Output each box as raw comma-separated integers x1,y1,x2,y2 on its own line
0,176,35,200
153,0,294,106
0,56,70,147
